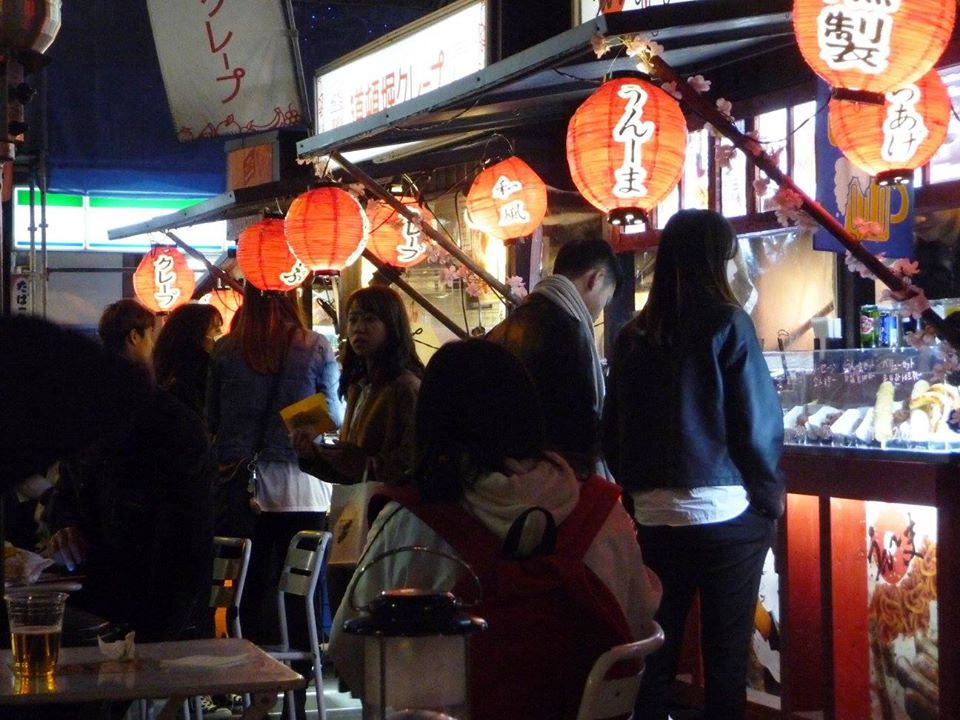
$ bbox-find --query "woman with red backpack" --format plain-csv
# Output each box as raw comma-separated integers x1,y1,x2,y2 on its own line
329,339,661,720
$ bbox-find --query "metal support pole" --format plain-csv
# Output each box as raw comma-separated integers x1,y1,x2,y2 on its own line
650,56,960,352
162,230,244,295
328,150,518,309
362,249,469,339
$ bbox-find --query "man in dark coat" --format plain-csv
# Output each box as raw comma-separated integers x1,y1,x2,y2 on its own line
45,299,215,642
487,238,622,477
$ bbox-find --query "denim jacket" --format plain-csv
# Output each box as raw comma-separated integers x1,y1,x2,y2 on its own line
206,329,343,464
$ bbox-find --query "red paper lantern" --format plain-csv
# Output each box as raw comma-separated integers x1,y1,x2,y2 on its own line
237,217,309,291
132,246,195,313
566,77,686,228
199,287,243,331
793,0,955,94
284,186,368,272
465,156,548,242
365,197,436,268
829,69,951,184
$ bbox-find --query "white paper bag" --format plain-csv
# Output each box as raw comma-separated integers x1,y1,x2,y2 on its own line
328,481,383,567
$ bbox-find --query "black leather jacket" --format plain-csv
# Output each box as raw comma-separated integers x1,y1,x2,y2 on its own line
487,293,600,469
602,304,785,519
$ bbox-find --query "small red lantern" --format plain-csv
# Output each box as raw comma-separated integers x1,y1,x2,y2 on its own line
200,287,243,331
132,246,195,313
566,77,686,229
237,217,309,291
793,0,955,94
365,197,436,267
828,69,951,185
465,156,548,242
285,186,368,272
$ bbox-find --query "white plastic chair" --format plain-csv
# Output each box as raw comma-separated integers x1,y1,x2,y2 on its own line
269,529,332,720
576,621,666,720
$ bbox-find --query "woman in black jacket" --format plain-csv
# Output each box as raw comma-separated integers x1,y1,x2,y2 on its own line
602,209,784,720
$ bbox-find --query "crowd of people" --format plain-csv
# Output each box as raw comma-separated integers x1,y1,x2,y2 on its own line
1,208,785,720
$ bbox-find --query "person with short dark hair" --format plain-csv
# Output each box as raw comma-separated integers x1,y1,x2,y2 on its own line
602,209,784,720
97,298,158,360
487,237,622,477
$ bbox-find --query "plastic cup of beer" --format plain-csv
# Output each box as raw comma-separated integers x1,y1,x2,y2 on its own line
4,591,68,678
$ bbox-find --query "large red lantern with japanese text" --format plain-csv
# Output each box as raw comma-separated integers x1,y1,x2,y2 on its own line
465,156,548,242
365,197,436,268
132,246,195,314
793,0,955,93
199,287,243,332
285,186,368,272
566,77,686,229
237,216,309,291
829,69,951,185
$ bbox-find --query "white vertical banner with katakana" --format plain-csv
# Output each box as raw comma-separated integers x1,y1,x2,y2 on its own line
146,0,302,141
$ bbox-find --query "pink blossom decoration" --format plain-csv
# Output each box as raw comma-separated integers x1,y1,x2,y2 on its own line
506,275,528,300
661,81,682,100
715,98,734,121
439,265,459,288
752,178,771,198
715,144,737,171
591,33,610,59
624,34,664,59
889,258,920,279
687,75,711,94
844,251,875,279
851,217,884,241
465,278,485,298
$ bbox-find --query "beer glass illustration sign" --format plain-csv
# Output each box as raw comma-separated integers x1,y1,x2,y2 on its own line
813,82,915,257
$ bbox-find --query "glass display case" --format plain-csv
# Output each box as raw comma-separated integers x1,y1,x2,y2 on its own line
764,347,960,452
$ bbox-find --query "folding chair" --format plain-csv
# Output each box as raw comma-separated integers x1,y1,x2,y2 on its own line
187,536,252,720
269,529,332,720
576,621,665,720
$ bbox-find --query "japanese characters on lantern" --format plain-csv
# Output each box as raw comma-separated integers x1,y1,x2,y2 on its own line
237,217,309,291
829,69,951,183
465,156,547,242
132,246,195,313
566,77,686,229
284,186,369,272
794,0,955,94
366,197,436,268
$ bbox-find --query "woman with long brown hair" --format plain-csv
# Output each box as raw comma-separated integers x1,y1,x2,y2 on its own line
602,209,784,720
293,284,424,486
206,282,341,718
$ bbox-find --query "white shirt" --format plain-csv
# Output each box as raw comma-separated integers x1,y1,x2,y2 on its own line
255,460,332,513
630,486,749,527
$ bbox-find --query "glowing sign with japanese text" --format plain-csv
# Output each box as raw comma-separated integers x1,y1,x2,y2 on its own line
577,0,697,24
146,0,302,141
881,83,928,164
816,0,900,76
314,1,486,133
612,83,655,198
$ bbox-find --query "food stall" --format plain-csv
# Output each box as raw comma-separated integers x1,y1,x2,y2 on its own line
107,1,960,718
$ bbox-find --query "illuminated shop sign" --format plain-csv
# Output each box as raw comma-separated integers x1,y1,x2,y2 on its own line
577,0,698,24
12,189,228,254
929,63,960,184
314,0,486,133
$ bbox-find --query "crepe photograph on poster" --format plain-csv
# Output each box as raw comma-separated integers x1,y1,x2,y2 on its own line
866,502,938,720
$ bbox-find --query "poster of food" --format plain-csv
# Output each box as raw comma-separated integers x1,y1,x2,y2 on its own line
866,502,938,720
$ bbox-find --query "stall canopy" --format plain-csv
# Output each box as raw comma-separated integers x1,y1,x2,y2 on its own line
109,0,800,239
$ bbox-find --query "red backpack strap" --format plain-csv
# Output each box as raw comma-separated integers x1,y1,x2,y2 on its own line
556,475,622,559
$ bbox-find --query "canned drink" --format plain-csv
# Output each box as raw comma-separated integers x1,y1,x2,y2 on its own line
878,310,898,348
860,305,880,348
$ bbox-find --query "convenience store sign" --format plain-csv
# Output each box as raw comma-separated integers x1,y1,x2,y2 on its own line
12,189,228,254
